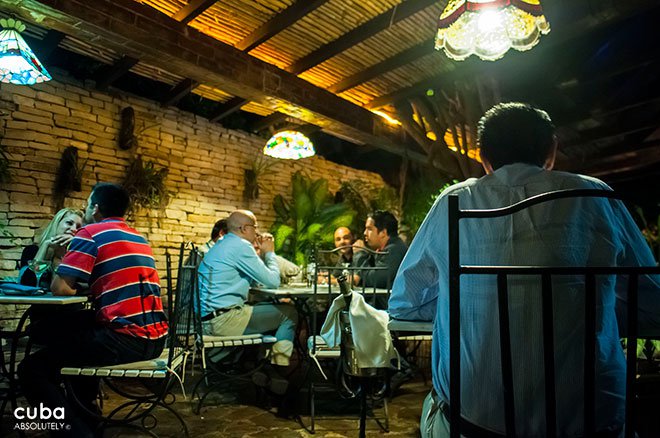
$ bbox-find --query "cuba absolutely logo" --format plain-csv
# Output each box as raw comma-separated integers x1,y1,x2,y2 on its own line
13,404,70,431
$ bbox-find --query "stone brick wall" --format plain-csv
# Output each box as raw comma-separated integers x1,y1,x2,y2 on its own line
0,72,387,329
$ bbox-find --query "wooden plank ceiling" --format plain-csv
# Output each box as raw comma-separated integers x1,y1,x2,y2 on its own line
2,0,660,183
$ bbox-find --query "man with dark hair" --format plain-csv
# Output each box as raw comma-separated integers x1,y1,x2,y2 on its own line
389,102,660,437
84,182,130,220
202,218,228,253
354,210,407,308
18,182,168,437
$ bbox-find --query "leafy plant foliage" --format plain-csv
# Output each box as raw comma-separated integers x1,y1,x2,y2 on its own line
123,156,171,217
337,180,399,234
271,171,355,266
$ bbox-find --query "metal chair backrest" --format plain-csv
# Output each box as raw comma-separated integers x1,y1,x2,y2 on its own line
447,188,660,438
165,243,199,367
310,245,391,353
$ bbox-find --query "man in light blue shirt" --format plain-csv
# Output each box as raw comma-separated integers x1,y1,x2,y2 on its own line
198,210,297,366
389,103,660,437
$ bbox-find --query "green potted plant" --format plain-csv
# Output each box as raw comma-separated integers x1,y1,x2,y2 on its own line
123,156,172,219
271,171,355,265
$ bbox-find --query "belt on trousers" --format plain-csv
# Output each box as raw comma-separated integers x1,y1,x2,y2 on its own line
201,307,234,322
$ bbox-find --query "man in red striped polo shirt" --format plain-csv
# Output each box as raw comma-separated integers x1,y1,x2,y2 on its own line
18,183,168,437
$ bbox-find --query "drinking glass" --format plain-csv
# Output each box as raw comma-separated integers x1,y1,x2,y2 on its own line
27,260,51,290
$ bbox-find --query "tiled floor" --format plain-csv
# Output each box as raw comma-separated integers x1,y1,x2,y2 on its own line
1,374,430,437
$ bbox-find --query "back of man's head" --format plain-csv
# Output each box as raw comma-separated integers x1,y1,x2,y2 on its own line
211,219,228,241
91,183,130,218
478,102,556,170
370,210,398,237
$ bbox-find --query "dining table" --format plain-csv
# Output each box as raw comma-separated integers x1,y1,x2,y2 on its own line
0,292,89,419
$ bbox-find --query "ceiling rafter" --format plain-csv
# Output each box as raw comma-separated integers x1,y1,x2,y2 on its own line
572,140,660,176
30,29,65,62
95,55,139,91
249,112,289,133
216,0,330,121
328,38,434,94
236,0,329,52
173,0,217,25
209,97,248,123
162,78,199,107
285,0,437,75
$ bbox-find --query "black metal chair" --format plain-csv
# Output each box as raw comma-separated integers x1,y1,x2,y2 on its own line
188,244,277,415
304,246,392,436
60,249,191,437
447,188,660,438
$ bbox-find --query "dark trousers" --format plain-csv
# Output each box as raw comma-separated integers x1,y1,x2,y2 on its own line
17,309,165,437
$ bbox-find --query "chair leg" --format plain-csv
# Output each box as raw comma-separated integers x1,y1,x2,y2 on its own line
310,380,316,434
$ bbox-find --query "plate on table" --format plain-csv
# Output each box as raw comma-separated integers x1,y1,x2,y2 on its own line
288,282,308,288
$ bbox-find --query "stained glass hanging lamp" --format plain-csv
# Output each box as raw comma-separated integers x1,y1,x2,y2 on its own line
0,18,52,85
264,130,315,160
435,0,550,61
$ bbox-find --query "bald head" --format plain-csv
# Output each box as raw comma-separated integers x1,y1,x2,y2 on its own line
334,226,353,255
227,210,259,242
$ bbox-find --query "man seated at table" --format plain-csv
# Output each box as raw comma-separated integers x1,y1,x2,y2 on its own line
18,182,169,437
197,210,298,366
333,226,360,266
389,102,660,437
353,210,407,309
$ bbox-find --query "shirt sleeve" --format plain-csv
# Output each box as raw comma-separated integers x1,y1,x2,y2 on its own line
234,242,281,289
611,199,660,337
388,196,446,321
56,228,98,283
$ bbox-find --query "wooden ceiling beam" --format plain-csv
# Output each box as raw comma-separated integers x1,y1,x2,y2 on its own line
30,29,65,62
209,97,248,123
161,78,199,107
173,0,217,25
95,55,139,90
573,140,660,177
328,38,434,94
285,0,437,75
250,112,289,133
236,0,329,52
8,0,421,164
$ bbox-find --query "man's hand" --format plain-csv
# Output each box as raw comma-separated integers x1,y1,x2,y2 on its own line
259,232,275,253
353,239,365,252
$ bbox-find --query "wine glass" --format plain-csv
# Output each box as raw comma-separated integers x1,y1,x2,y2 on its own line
27,260,51,290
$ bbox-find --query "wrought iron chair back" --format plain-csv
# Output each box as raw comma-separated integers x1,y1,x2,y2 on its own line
304,245,391,435
188,243,277,414
447,188,660,438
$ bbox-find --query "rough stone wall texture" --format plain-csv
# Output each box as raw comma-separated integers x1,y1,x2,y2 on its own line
0,73,387,329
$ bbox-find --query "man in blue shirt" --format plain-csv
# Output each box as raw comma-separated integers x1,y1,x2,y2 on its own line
197,210,297,366
389,103,660,437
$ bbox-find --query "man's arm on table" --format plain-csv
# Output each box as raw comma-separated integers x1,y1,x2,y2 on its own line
51,274,78,296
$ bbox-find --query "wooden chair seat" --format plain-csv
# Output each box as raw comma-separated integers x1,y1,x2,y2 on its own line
60,349,184,379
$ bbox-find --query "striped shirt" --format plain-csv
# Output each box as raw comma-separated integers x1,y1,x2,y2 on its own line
57,218,168,340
